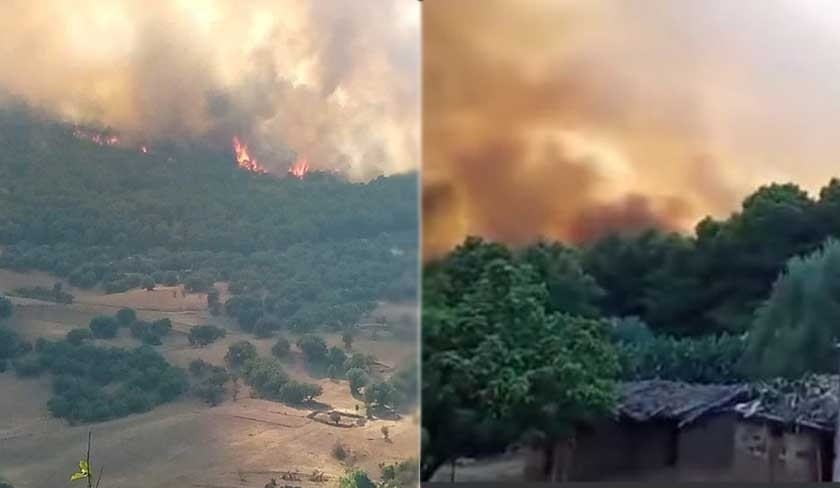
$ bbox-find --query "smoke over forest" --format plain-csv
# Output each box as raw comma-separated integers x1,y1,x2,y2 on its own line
0,0,419,179
423,0,840,256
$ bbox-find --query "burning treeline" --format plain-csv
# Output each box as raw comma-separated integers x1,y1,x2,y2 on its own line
72,125,311,179
0,0,419,181
423,0,840,257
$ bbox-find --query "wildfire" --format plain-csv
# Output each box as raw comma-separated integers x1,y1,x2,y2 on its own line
73,128,119,146
289,156,310,179
232,136,267,174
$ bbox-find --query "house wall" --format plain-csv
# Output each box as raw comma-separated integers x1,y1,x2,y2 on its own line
733,420,824,482
524,415,828,482
674,413,737,481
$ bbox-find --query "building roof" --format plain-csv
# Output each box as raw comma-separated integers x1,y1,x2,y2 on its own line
735,375,839,432
619,376,839,432
618,380,749,428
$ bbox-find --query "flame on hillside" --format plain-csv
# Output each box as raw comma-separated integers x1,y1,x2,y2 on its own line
289,157,310,179
73,128,119,146
232,136,267,174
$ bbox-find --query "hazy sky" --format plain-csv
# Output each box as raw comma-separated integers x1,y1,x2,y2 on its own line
423,0,840,256
0,0,420,179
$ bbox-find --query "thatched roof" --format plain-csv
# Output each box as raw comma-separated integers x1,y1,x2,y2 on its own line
619,376,840,432
735,375,839,432
618,380,749,428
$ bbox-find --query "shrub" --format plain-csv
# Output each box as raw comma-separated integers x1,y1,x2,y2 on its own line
330,411,342,425
271,336,291,359
116,308,137,325
89,316,119,339
130,319,172,345
380,458,419,488
163,271,178,286
0,327,27,359
189,358,212,377
66,328,93,345
10,284,73,304
0,295,11,318
130,321,150,339
332,441,348,461
13,357,44,378
185,272,214,292
142,276,155,290
346,368,370,395
150,318,172,337
342,330,354,349
344,352,368,372
338,468,376,488
188,325,226,347
253,314,282,338
278,381,323,404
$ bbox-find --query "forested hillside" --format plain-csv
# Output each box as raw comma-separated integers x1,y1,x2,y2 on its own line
0,106,418,331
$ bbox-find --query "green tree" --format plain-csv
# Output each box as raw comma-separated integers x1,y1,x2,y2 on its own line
297,335,328,364
745,239,840,378
188,325,226,347
0,295,11,319
423,256,618,480
66,328,94,346
207,287,221,315
142,276,155,291
225,341,258,370
342,329,355,350
271,336,291,359
518,241,603,317
365,381,399,409
116,308,136,326
278,381,323,404
346,367,369,396
89,316,119,339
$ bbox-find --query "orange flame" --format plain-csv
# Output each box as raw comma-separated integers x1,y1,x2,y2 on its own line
289,156,310,179
232,136,267,174
74,128,119,146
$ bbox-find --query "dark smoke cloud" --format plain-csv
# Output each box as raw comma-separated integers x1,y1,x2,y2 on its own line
569,195,690,244
0,0,419,180
423,0,840,257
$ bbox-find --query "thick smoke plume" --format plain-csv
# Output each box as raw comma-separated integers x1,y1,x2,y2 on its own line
423,0,840,257
0,0,419,180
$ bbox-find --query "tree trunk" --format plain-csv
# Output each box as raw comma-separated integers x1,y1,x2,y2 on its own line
546,435,576,482
450,459,456,482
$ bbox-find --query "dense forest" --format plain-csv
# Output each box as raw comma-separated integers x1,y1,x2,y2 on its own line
422,179,840,479
0,105,418,331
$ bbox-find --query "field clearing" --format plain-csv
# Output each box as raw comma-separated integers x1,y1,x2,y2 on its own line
0,269,419,488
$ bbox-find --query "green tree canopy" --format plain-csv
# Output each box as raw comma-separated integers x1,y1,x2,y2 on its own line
745,238,840,378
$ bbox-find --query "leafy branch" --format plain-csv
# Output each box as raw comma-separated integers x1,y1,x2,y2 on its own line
70,431,103,488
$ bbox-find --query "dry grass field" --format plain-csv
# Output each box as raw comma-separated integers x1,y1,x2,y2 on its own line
0,270,419,488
